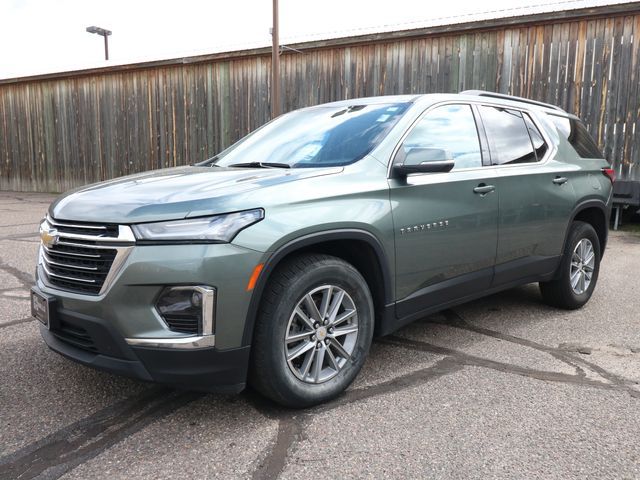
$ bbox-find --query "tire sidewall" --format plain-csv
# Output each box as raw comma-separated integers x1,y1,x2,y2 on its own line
264,260,374,405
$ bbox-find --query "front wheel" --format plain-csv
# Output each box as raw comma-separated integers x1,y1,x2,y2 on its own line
249,254,374,408
539,221,601,309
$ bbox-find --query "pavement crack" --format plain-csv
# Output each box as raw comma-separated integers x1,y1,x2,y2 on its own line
0,317,34,330
325,356,462,409
0,287,30,293
1,294,31,300
251,415,307,480
0,388,203,480
438,309,638,390
382,334,639,399
0,260,34,290
0,232,39,241
0,222,38,228
246,357,462,478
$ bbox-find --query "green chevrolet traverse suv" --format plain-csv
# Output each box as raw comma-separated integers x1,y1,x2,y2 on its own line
32,91,613,407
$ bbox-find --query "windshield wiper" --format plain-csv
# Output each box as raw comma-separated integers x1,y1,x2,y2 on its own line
228,162,291,169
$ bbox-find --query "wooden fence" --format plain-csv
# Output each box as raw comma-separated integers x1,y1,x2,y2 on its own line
1,3,640,192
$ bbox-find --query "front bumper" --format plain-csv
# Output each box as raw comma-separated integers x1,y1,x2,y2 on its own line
35,240,265,392
39,303,250,393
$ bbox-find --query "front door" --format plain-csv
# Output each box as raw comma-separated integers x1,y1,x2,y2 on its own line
389,103,499,319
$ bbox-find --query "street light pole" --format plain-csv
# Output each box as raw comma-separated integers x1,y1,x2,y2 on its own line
271,0,280,118
103,34,109,61
86,26,112,61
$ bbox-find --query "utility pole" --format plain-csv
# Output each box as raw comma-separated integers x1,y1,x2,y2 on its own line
271,0,280,118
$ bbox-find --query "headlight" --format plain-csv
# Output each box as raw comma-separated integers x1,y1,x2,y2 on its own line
132,209,264,242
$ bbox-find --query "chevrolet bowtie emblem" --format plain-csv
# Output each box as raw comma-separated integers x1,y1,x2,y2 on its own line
40,224,59,248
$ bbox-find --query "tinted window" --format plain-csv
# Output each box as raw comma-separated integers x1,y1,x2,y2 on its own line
479,106,538,165
549,115,604,159
400,104,482,170
523,113,548,161
210,103,410,168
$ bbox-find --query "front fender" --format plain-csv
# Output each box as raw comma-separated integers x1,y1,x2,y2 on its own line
240,229,394,346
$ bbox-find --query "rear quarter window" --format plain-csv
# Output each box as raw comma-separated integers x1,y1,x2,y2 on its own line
548,115,604,159
478,106,540,165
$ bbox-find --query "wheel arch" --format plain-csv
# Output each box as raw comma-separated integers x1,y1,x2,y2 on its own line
241,230,394,346
566,200,610,257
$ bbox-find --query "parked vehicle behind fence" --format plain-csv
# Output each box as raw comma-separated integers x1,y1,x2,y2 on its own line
32,91,613,407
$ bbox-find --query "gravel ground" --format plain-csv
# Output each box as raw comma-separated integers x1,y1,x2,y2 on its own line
0,191,638,479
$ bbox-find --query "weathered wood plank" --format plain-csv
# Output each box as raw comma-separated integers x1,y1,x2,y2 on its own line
2,10,640,191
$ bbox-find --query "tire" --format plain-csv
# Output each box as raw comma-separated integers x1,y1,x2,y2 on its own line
249,254,374,408
539,221,601,310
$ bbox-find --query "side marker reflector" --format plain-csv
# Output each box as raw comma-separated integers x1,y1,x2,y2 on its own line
247,263,264,291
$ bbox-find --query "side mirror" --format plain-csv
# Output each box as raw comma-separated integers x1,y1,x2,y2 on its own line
392,147,455,177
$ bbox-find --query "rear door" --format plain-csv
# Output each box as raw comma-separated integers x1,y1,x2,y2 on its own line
477,105,577,286
389,103,499,318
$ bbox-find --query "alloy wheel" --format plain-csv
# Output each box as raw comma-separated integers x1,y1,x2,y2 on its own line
570,238,595,295
284,285,359,384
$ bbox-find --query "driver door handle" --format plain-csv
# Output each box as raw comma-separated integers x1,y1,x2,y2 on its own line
553,176,569,185
473,184,496,195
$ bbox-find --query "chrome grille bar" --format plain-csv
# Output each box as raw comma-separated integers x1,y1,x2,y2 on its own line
43,245,101,259
47,218,108,231
42,254,99,271
42,263,97,284
55,240,118,249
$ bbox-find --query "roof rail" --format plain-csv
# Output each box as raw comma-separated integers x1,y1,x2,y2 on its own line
460,90,564,112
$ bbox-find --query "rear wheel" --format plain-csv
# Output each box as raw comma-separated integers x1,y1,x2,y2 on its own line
249,254,374,407
539,221,601,309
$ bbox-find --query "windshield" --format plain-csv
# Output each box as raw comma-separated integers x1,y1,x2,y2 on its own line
209,102,411,168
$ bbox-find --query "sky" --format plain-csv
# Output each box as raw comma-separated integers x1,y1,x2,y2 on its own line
0,0,623,79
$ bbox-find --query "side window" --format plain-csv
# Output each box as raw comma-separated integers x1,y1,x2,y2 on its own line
549,115,604,159
523,113,549,161
400,104,482,170
479,106,539,165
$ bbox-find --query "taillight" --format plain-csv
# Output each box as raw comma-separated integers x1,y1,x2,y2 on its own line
602,167,615,183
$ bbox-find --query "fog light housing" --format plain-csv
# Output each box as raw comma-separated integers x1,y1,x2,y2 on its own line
155,286,216,335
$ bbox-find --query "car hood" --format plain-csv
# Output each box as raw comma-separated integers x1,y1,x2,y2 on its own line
49,166,342,223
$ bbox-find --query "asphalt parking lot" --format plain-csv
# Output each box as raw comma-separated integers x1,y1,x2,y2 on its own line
0,191,639,479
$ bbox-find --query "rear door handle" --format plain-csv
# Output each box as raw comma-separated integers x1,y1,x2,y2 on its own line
473,184,496,195
553,176,569,185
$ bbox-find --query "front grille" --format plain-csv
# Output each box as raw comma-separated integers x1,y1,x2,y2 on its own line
43,243,117,295
40,217,134,296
